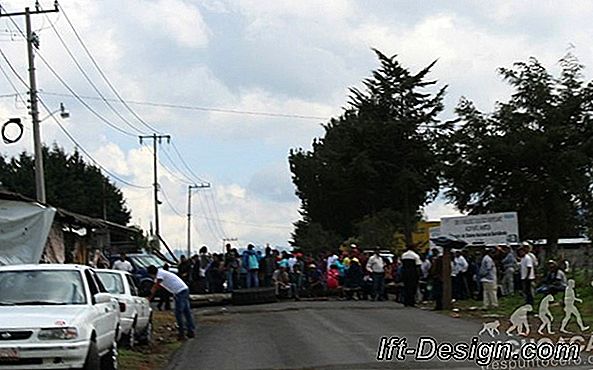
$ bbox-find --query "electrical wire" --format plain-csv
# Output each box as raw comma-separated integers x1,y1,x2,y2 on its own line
0,6,139,138
198,190,228,238
161,145,199,184
43,11,147,135
195,191,225,240
35,51,139,137
160,186,184,217
57,3,162,134
170,141,209,183
41,91,327,120
36,95,152,189
194,214,292,229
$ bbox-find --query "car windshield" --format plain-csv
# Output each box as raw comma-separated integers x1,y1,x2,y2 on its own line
0,270,86,305
96,272,125,295
131,255,164,269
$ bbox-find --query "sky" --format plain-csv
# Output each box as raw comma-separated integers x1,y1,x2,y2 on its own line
1,0,593,253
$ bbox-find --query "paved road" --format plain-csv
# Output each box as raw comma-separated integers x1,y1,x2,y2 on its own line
166,301,485,370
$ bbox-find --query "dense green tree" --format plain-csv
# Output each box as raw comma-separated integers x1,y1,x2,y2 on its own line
289,50,446,253
0,144,131,225
441,54,593,257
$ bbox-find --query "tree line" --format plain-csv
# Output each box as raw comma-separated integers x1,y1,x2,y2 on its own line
289,49,593,258
0,144,131,226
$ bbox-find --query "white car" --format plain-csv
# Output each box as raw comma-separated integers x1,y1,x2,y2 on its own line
0,264,120,370
96,270,152,348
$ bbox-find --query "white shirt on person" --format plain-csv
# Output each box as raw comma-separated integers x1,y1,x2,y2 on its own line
156,269,188,295
520,254,536,280
366,254,385,274
452,255,468,276
112,260,133,272
401,250,422,266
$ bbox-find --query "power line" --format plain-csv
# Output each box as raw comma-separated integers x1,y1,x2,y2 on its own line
170,141,208,183
42,11,147,135
35,51,139,137
194,215,292,230
198,190,228,238
161,145,199,184
41,91,327,120
195,191,225,240
160,186,184,217
0,58,27,105
57,3,161,134
37,95,151,189
0,6,139,138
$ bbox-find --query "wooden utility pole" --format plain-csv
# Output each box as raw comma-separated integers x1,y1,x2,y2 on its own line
0,1,59,203
187,183,210,257
139,133,170,246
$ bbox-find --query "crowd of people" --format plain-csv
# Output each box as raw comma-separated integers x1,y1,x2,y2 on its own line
169,243,427,304
109,241,566,315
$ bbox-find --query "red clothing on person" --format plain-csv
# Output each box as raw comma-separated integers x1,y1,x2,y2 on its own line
327,268,340,289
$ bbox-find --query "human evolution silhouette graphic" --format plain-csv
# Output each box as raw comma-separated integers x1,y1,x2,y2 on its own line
480,279,591,338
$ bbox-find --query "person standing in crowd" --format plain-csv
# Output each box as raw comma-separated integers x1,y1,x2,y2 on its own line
177,255,192,284
519,245,536,305
366,248,385,301
223,244,238,292
243,244,260,288
500,245,516,296
452,250,469,299
147,265,195,341
419,254,432,301
112,252,133,272
400,244,422,307
428,248,443,310
262,246,277,288
479,247,498,309
194,246,211,293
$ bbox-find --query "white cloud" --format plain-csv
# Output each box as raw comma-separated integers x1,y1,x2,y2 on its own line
135,0,210,49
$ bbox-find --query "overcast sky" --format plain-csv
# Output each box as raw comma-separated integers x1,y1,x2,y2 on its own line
1,0,592,252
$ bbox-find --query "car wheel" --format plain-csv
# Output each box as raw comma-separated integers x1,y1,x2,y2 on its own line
138,318,153,345
122,324,136,349
100,340,118,370
82,341,100,370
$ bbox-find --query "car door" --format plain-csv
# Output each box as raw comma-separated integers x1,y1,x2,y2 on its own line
126,274,149,329
85,270,116,352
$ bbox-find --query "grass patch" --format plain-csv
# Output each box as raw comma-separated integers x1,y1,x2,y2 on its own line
429,269,593,337
119,310,184,370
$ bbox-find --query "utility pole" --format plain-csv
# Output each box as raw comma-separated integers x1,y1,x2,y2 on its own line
0,1,59,203
187,183,210,257
222,237,238,253
139,133,170,247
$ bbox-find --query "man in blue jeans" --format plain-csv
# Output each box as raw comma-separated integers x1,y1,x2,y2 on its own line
148,265,195,340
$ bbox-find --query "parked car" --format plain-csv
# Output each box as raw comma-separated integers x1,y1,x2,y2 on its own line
0,264,120,370
109,253,177,296
96,270,152,348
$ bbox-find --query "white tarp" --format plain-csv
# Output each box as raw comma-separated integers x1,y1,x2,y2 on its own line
0,200,56,265
440,212,519,246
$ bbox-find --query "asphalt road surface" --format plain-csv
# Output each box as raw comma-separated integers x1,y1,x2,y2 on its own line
166,300,486,370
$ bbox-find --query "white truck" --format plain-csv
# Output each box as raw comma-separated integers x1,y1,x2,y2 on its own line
0,264,120,369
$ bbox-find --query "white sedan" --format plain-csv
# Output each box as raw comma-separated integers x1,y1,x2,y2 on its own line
96,270,152,348
0,264,120,370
